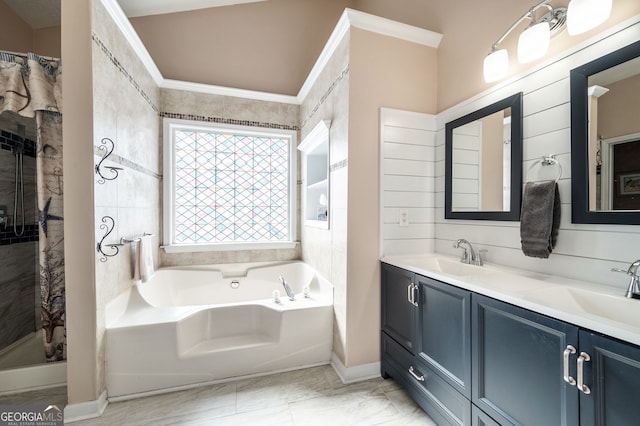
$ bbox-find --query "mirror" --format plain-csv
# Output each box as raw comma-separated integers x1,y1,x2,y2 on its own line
570,40,640,224
445,92,523,220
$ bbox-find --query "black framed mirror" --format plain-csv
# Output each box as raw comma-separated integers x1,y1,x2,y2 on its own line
445,92,523,220
570,40,640,224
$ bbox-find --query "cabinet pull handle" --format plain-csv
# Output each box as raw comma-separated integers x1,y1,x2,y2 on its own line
408,365,425,382
410,283,419,307
407,283,413,305
577,351,591,395
563,345,576,386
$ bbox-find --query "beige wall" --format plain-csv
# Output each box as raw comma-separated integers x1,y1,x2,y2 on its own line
62,0,98,405
0,1,60,58
0,2,33,54
130,0,352,96
128,1,640,112
347,28,437,366
34,26,62,58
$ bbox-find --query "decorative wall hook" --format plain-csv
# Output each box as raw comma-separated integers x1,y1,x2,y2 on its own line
95,138,123,184
96,215,123,262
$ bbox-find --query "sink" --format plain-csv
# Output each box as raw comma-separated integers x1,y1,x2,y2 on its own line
522,286,640,326
432,258,481,277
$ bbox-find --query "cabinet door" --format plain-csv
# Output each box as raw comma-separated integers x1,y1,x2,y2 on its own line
472,294,579,426
381,263,417,353
415,274,471,398
579,330,640,426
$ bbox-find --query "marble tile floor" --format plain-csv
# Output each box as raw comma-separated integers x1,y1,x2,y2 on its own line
0,365,436,425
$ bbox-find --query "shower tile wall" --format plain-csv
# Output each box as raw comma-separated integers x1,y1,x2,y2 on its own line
0,113,39,356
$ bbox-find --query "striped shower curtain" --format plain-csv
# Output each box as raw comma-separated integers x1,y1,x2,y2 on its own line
0,52,65,362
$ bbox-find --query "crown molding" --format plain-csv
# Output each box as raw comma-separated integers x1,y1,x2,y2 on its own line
296,8,442,103
100,0,163,86
99,1,442,105
162,79,299,104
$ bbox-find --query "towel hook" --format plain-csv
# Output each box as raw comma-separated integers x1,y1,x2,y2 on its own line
527,154,562,183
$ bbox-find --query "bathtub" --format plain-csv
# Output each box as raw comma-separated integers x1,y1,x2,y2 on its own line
105,261,333,398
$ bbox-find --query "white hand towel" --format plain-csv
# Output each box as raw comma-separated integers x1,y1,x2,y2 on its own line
130,240,141,281
139,235,155,282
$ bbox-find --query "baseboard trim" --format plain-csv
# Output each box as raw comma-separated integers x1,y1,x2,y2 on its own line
0,362,66,395
64,390,108,423
330,353,381,384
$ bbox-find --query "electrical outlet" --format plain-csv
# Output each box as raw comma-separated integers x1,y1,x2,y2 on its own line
399,209,409,227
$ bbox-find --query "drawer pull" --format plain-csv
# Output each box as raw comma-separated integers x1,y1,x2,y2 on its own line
577,352,591,395
563,345,576,386
408,365,425,382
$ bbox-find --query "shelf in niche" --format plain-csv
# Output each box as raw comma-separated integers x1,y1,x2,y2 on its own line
299,120,330,230
307,179,328,190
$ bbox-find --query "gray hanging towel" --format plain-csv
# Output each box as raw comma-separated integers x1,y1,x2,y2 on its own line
520,180,560,258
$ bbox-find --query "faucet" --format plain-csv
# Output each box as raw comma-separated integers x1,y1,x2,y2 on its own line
612,260,640,299
279,276,295,301
453,239,486,266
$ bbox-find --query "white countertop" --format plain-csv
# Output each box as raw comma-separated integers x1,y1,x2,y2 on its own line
381,253,640,347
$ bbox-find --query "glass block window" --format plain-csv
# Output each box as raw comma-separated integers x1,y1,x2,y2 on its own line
164,119,296,247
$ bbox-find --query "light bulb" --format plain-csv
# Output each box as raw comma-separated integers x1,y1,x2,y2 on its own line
567,0,612,35
517,22,550,64
483,49,509,83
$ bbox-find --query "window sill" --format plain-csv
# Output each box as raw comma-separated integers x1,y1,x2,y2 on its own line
161,241,299,253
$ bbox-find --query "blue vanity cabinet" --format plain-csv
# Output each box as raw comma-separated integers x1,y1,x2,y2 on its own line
381,262,472,425
579,330,640,426
472,294,580,426
414,274,472,398
381,263,417,353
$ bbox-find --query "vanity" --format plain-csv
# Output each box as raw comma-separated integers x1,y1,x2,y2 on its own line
380,254,640,426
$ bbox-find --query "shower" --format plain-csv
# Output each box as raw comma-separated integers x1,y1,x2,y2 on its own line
0,112,41,370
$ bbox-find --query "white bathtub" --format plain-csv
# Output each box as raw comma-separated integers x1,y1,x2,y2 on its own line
105,261,333,398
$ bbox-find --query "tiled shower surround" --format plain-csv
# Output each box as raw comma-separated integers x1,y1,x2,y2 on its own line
0,116,39,357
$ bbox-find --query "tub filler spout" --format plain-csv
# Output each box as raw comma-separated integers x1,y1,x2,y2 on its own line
279,276,295,300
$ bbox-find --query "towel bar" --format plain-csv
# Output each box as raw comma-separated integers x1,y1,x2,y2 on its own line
527,154,562,183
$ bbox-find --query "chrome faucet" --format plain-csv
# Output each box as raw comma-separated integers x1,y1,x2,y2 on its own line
612,260,640,299
279,276,295,301
453,239,486,266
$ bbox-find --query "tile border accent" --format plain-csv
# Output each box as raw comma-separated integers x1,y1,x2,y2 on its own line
330,159,348,172
91,33,160,114
301,65,349,131
160,112,299,132
94,145,162,180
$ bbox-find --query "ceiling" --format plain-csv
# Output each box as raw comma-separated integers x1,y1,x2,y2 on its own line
2,0,269,28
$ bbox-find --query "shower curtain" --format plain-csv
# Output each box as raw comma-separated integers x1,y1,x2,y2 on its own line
0,52,65,362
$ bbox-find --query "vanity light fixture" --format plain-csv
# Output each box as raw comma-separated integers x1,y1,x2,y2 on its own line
483,0,611,83
567,0,612,35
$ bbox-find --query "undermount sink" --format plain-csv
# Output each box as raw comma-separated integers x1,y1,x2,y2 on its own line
432,257,481,277
522,286,640,326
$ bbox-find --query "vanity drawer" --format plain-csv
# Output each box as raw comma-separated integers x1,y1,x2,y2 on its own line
382,333,471,425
